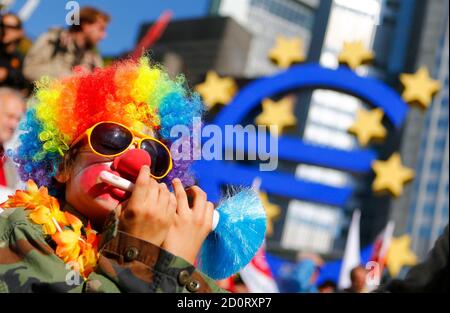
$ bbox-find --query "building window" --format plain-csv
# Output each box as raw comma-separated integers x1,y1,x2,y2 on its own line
419,225,431,238
442,204,449,219
426,182,439,194
250,0,314,29
434,137,447,150
430,159,443,172
281,200,342,254
437,117,449,129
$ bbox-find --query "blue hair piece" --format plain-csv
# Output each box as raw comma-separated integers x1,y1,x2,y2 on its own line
158,91,203,139
159,91,204,187
10,107,61,190
198,188,267,280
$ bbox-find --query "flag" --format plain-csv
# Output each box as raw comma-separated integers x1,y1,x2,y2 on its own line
240,243,279,293
366,221,395,290
371,220,395,267
131,10,172,60
317,244,374,286
338,209,361,289
215,276,236,292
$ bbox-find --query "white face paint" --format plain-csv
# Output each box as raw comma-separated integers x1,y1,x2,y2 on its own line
64,145,129,227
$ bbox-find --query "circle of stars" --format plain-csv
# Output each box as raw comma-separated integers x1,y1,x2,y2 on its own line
194,36,442,240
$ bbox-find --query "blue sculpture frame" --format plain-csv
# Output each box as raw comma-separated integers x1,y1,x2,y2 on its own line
193,64,409,206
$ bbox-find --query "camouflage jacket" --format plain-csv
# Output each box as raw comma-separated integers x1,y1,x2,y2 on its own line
0,207,225,293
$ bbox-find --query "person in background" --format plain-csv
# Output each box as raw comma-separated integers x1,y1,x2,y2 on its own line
0,13,30,94
215,274,249,293
278,252,323,293
318,280,337,293
342,265,368,293
232,275,249,293
23,6,109,82
0,87,25,192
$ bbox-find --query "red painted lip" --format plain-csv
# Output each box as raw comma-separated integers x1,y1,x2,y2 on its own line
103,170,131,201
89,168,131,202
109,186,129,201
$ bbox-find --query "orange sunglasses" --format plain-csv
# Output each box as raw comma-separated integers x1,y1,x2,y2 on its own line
70,121,173,179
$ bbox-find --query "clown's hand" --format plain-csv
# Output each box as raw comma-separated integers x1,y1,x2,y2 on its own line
162,179,214,264
116,165,177,246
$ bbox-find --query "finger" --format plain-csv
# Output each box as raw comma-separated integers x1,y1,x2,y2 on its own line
146,176,160,204
172,178,189,214
130,165,151,202
186,186,207,217
204,201,214,232
158,182,170,213
128,167,153,215
168,193,177,218
114,199,129,216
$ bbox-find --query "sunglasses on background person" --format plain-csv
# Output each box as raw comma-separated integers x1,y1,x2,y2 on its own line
0,18,23,30
71,121,173,180
1,23,22,30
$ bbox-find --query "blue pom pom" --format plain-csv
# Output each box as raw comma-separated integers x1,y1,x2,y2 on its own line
198,188,267,280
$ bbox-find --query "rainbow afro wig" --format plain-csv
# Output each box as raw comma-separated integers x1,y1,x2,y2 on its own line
11,57,204,193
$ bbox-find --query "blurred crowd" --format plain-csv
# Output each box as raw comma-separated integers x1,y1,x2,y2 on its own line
216,255,370,293
0,6,109,199
0,7,109,93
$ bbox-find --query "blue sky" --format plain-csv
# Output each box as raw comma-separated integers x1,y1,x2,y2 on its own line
9,0,212,55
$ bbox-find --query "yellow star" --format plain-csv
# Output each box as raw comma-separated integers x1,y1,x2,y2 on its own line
386,235,417,277
195,71,237,109
400,67,441,109
255,97,297,136
338,41,375,69
372,153,415,197
348,108,387,147
259,192,280,237
268,36,305,69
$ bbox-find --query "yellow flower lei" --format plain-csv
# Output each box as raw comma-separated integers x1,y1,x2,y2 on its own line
0,180,99,279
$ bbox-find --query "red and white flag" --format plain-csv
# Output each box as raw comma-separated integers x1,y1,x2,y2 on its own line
239,242,279,293
366,220,395,291
371,220,395,268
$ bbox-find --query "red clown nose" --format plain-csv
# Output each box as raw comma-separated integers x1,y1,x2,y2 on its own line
112,149,151,182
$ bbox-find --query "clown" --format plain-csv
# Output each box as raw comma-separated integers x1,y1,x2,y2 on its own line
0,58,225,293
